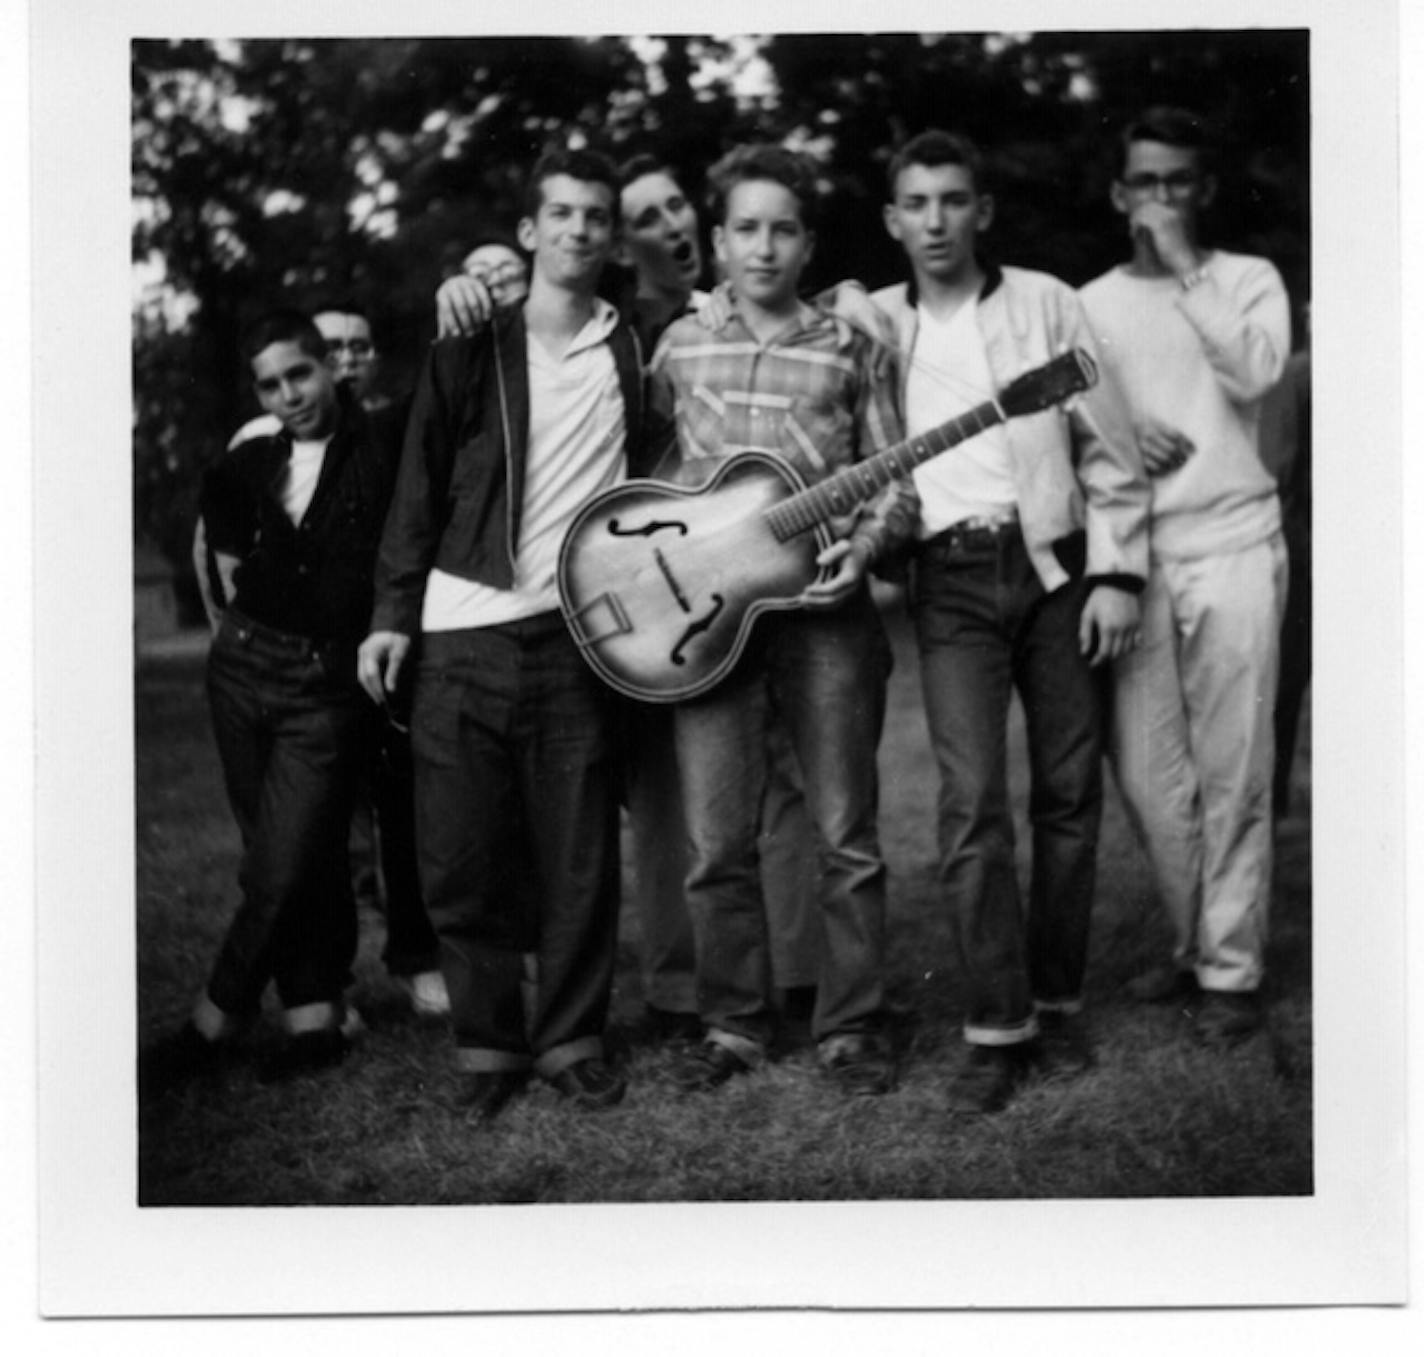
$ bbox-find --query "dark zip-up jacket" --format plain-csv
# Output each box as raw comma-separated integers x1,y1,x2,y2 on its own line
201,391,406,648
370,306,654,637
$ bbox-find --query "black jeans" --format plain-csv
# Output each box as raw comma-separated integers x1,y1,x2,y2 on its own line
912,528,1103,1045
204,612,371,1015
411,616,620,1078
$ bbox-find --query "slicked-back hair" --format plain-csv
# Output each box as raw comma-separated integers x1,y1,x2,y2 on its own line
887,129,988,198
618,152,680,193
523,147,621,223
705,143,821,230
1117,106,1216,177
240,309,326,369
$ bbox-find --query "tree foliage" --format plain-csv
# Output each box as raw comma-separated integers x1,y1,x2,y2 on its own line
132,31,1309,619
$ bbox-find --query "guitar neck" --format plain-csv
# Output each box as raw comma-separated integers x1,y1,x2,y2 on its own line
765,397,1006,541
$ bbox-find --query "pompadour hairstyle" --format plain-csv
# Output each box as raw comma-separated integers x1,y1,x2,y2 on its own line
523,146,621,222
705,143,821,229
1117,106,1216,176
886,129,988,197
240,308,326,368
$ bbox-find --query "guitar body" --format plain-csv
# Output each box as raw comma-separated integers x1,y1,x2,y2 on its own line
558,452,834,703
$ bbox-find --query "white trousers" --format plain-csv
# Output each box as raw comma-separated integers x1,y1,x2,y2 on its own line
1110,535,1288,992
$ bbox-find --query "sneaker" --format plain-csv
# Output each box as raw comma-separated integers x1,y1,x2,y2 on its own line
257,1028,351,1084
670,1039,754,1093
944,1044,1033,1115
548,1058,626,1110
1193,990,1263,1049
1122,964,1199,1004
819,1037,895,1097
456,1070,528,1124
395,969,451,1018
138,1022,238,1098
1034,1010,1094,1077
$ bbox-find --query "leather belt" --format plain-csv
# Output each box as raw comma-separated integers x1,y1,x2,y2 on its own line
918,512,1021,558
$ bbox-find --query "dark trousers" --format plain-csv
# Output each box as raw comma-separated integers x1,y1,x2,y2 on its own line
411,616,620,1078
204,612,370,1015
912,528,1103,1045
364,716,441,975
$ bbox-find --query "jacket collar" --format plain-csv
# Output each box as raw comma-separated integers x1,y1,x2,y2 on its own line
904,257,1004,311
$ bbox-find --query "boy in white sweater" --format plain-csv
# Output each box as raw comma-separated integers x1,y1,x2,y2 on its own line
1079,107,1291,1047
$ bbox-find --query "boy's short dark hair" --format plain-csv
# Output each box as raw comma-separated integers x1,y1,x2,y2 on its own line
311,299,373,326
617,153,679,192
523,146,621,222
886,130,988,198
240,309,326,369
705,143,821,230
1117,106,1215,176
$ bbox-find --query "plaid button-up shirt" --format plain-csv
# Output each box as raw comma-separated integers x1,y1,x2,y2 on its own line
647,299,917,562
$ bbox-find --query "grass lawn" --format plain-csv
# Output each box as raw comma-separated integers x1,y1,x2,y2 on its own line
135,596,1312,1204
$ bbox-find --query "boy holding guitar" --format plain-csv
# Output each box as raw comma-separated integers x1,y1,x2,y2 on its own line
644,143,916,1097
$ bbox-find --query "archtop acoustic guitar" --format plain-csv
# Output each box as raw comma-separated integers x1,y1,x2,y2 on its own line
558,348,1097,703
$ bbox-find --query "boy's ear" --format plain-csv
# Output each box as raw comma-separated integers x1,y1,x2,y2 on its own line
516,216,537,253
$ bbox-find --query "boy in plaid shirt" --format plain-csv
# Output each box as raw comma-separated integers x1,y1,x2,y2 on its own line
648,143,916,1096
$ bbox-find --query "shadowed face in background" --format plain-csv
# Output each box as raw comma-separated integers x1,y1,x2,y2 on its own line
619,170,702,301
313,310,377,401
462,242,531,310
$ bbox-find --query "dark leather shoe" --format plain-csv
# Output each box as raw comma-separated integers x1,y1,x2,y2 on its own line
257,1029,350,1084
1123,965,1199,1004
820,1038,895,1097
671,1039,753,1093
1034,1010,1094,1077
1193,991,1263,1049
138,1022,238,1098
549,1058,626,1109
944,1044,1033,1114
457,1070,527,1124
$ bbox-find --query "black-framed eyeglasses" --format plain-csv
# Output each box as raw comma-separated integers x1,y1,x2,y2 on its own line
1120,171,1199,194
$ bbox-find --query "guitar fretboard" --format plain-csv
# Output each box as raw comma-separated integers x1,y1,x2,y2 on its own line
764,398,1006,542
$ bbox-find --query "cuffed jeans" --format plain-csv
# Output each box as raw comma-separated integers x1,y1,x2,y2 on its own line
674,591,891,1057
411,616,619,1078
1109,536,1287,993
204,611,369,1019
912,528,1103,1047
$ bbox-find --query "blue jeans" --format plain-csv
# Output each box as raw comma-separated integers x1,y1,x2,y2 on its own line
674,591,892,1057
912,528,1103,1045
411,615,620,1078
204,612,370,1016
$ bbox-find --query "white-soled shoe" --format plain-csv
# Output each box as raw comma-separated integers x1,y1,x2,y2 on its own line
397,969,451,1018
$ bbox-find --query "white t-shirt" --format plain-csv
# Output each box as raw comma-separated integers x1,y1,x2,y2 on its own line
905,299,1017,538
422,299,628,630
282,438,330,525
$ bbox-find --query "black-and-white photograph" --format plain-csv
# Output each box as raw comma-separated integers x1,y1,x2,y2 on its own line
25,0,1411,1332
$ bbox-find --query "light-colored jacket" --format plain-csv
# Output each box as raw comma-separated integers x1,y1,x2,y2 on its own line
847,267,1149,593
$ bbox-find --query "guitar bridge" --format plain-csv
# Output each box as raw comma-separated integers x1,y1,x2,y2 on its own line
564,591,632,649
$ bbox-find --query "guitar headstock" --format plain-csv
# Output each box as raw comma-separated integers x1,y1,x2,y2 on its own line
999,349,1098,417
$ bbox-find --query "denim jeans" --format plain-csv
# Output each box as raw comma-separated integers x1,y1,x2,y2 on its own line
411,615,620,1078
674,590,892,1057
204,612,370,1016
1108,537,1286,992
912,528,1104,1045
623,693,822,1015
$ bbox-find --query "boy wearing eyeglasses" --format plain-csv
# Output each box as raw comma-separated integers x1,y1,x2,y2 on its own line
1079,107,1292,1048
